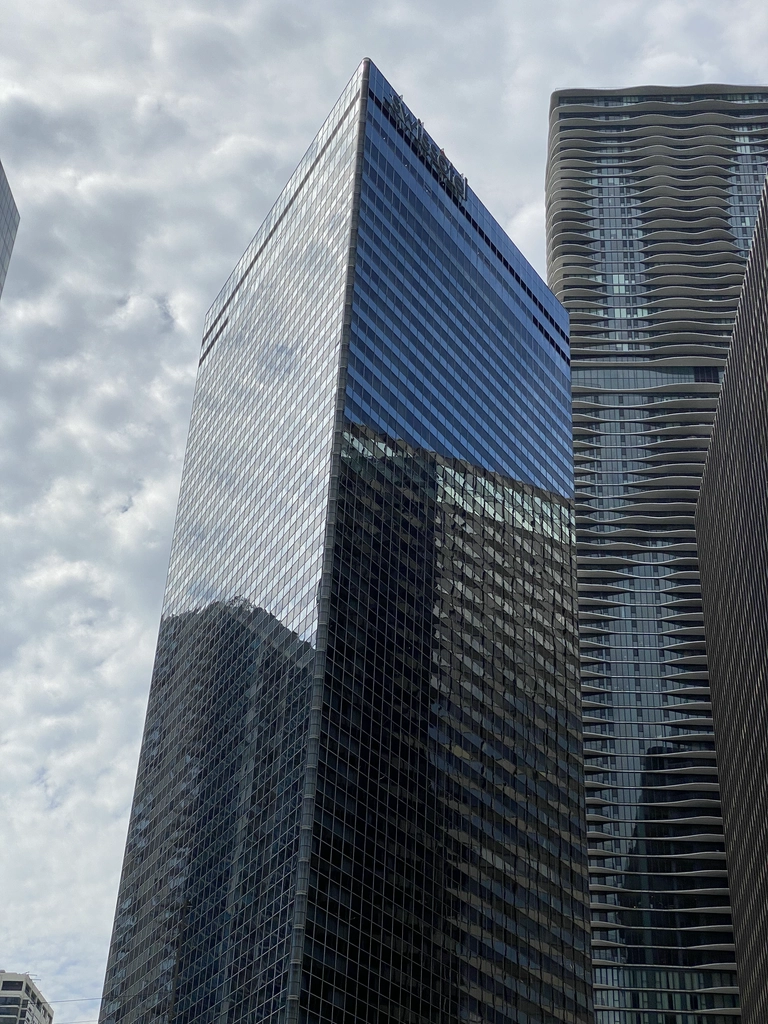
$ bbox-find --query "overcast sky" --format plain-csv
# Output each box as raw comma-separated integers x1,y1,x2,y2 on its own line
2,0,768,1017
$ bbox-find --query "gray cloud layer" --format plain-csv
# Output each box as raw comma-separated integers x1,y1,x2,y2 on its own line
1,0,767,1011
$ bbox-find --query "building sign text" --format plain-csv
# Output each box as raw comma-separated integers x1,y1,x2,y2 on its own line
385,93,468,202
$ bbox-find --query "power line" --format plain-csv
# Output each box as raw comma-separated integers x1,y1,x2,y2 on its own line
47,999,102,1004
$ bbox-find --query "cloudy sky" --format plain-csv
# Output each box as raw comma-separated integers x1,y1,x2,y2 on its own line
2,0,768,1017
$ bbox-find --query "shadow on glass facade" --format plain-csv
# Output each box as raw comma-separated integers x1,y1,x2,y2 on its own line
100,59,590,1024
307,425,588,1022
0,157,19,301
697,177,768,1024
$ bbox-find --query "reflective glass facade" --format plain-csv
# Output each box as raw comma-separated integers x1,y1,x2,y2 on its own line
0,158,19,300
697,178,768,1024
100,59,590,1024
546,86,768,1024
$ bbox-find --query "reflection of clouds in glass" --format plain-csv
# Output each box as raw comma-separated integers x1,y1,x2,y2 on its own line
162,67,364,641
261,340,296,379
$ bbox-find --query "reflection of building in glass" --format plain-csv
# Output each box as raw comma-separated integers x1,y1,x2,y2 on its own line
546,85,768,1022
0,158,19,300
697,178,768,1024
100,59,590,1024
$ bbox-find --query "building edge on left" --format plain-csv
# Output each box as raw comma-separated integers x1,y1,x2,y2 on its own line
0,157,19,302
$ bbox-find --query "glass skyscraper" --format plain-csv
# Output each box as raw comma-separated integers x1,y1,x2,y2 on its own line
100,60,591,1024
0,157,19,300
546,86,768,1023
697,175,768,1024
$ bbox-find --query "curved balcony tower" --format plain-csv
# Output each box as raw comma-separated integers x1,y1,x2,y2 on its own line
546,86,768,1024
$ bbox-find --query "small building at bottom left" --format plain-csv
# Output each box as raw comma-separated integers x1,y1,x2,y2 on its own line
0,973,53,1024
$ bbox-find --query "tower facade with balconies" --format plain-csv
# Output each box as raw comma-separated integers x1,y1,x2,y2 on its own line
546,85,768,1023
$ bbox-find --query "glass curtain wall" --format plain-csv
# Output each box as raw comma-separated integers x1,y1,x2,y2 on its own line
100,58,591,1024
99,64,366,1024
0,157,19,299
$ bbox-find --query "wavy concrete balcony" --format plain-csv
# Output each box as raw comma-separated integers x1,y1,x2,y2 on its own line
547,85,768,1024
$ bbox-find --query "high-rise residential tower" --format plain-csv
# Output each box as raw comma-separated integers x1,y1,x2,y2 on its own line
100,60,591,1024
0,158,19,300
546,86,768,1023
0,972,54,1024
696,177,768,1024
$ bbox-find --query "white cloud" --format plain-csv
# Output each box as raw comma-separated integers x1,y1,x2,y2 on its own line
1,0,767,1009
